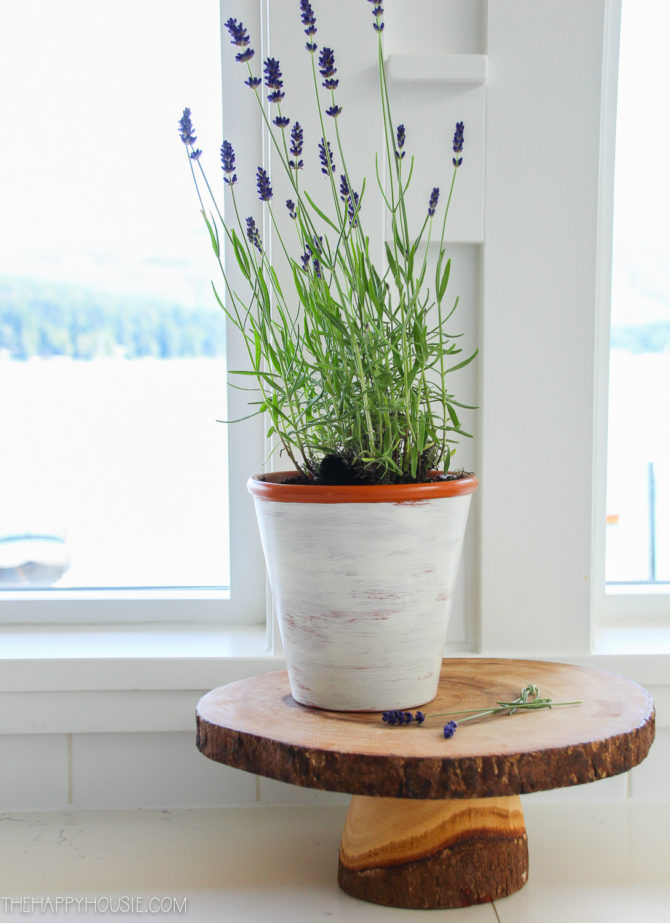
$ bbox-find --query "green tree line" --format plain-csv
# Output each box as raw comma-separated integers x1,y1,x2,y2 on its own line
0,276,225,360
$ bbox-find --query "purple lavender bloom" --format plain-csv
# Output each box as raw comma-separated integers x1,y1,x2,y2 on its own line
325,105,342,118
313,257,322,279
286,199,297,219
264,57,285,103
395,123,406,159
300,0,317,49
318,137,336,175
246,216,262,252
224,18,255,62
452,120,464,166
189,149,202,161
245,76,262,88
300,246,312,270
256,166,273,202
443,720,458,739
381,710,424,726
347,189,360,226
339,174,350,200
273,115,290,129
367,1,384,32
318,47,338,89
428,186,440,217
220,140,237,185
178,108,197,146
289,122,304,169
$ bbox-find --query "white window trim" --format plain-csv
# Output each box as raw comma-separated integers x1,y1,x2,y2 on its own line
592,0,670,630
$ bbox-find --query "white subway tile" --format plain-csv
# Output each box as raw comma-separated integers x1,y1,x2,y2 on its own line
258,777,351,806
629,728,670,802
0,734,69,811
71,732,256,808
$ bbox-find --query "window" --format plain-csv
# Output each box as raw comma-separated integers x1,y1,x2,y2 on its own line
598,0,670,623
0,0,265,623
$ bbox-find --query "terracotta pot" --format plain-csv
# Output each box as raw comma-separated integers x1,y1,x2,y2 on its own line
248,471,478,712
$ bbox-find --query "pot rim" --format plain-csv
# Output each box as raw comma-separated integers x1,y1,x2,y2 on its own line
247,470,478,503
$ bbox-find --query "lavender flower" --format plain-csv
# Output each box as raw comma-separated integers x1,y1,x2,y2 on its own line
319,47,339,90
428,186,439,217
256,166,273,202
340,174,360,227
367,0,384,32
325,105,342,118
178,108,197,146
190,149,202,161
313,257,322,278
224,18,255,62
300,246,312,270
443,720,458,739
286,199,297,219
300,0,317,51
273,115,290,129
264,57,285,103
381,710,425,726
289,122,304,169
347,189,360,226
220,140,237,185
395,123,406,159
318,137,336,175
246,216,262,252
452,121,464,167
245,76,262,89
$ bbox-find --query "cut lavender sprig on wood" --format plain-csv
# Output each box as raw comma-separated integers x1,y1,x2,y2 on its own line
382,710,425,726
380,685,582,738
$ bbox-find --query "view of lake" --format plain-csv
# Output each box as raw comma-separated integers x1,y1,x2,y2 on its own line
0,348,666,589
0,357,230,588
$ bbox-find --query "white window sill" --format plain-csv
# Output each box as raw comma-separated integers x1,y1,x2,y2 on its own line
0,625,280,693
1,625,668,735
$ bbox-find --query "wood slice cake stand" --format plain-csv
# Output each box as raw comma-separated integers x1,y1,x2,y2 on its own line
196,658,654,910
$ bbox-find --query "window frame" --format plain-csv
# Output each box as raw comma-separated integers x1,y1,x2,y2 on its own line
592,0,670,629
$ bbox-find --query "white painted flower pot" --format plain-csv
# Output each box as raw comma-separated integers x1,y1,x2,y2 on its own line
248,472,477,712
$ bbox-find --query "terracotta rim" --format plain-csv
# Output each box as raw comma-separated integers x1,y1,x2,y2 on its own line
247,470,478,503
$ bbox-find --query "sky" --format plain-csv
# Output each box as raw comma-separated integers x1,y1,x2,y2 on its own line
611,0,670,327
0,0,223,308
0,0,667,326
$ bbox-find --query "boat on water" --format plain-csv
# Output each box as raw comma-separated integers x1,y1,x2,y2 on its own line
0,531,70,587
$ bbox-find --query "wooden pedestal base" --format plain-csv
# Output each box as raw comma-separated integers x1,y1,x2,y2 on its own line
338,794,528,910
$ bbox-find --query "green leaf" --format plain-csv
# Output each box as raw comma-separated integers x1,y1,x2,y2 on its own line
231,229,250,280
202,211,220,259
438,257,451,303
303,192,339,232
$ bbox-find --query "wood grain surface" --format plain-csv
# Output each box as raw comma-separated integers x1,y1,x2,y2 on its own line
338,794,528,908
196,658,655,799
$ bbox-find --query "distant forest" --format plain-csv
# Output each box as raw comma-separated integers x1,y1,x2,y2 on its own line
1,274,668,360
0,276,226,360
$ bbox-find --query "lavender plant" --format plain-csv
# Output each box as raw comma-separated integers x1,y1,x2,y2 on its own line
178,1,476,484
